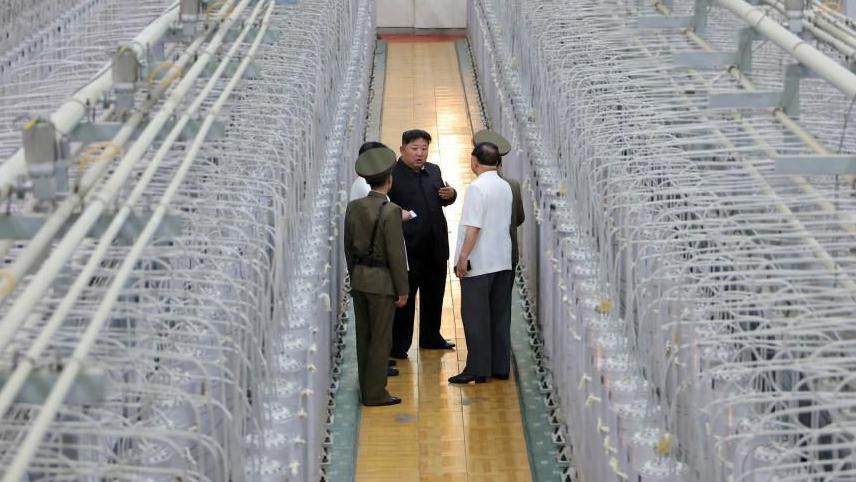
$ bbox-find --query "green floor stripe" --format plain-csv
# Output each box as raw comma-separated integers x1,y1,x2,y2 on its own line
325,308,360,482
457,33,567,481
454,39,486,133
365,40,387,142
327,36,386,482
511,281,565,481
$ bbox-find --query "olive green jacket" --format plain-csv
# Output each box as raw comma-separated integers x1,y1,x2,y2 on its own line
344,191,409,297
501,175,526,268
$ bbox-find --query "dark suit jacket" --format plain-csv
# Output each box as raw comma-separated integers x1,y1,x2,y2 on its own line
388,160,456,264
502,175,525,268
344,192,409,297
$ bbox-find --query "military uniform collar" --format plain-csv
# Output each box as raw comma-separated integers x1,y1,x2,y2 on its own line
368,191,389,201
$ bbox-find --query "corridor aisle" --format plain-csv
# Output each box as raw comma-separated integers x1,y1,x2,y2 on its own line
355,36,533,482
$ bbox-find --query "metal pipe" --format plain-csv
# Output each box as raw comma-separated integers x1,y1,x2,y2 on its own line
717,0,856,98
0,4,179,199
763,0,856,60
678,26,856,292
810,13,856,51
0,33,209,306
808,20,856,60
0,0,270,420
0,0,251,352
656,0,856,302
0,4,275,479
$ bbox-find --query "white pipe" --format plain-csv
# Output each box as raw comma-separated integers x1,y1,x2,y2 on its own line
0,4,180,199
0,0,252,352
676,11,856,240
811,0,856,44
0,4,275,479
810,13,856,51
763,0,856,59
0,33,209,307
0,0,270,419
0,6,204,307
717,0,856,98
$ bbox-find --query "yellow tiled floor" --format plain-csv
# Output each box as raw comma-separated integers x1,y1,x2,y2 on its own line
356,39,532,482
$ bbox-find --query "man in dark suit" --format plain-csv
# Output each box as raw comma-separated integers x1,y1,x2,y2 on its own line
344,147,410,406
387,129,457,359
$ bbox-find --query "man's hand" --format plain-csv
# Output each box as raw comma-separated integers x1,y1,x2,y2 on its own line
401,210,413,221
454,257,469,278
395,295,408,307
438,186,455,201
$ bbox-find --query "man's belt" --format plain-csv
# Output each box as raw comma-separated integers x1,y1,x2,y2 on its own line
354,256,387,268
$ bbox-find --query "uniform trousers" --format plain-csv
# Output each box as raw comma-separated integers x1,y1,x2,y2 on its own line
459,270,514,377
352,290,395,404
391,260,447,355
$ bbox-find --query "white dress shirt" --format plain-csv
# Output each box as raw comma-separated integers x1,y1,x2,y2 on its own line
454,170,512,277
349,177,371,201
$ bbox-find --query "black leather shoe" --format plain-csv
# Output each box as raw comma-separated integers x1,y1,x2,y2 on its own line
390,351,408,360
448,373,487,384
387,367,399,377
388,359,397,367
492,373,510,380
421,340,456,350
364,396,402,407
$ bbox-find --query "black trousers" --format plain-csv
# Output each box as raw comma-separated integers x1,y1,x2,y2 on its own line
391,260,447,355
460,270,513,377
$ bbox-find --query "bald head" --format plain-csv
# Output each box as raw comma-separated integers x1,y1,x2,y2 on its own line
471,142,501,167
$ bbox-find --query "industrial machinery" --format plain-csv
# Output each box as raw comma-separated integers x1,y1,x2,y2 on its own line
2,0,856,480
470,0,856,479
0,0,373,479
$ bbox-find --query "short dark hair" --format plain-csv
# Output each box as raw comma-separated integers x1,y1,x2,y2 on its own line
368,173,390,189
358,141,387,155
402,129,432,145
471,142,501,166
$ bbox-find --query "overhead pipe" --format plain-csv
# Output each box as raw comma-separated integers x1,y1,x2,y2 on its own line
0,0,271,421
0,2,180,199
653,1,856,295
0,2,196,306
0,4,275,480
0,32,209,307
0,0,252,352
763,0,856,61
810,13,856,51
716,0,856,98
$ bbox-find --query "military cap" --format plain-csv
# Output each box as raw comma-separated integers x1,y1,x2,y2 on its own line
473,129,511,156
355,146,396,184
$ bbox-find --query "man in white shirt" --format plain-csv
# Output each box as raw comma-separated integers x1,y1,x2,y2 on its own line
449,142,513,384
350,142,386,201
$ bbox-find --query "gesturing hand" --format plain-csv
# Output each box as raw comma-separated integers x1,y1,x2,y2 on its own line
438,186,455,201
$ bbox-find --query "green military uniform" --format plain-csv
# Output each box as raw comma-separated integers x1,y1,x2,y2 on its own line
344,148,409,405
474,129,526,268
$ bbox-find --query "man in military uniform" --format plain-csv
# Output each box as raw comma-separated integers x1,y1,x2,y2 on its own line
470,129,525,381
344,147,410,406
